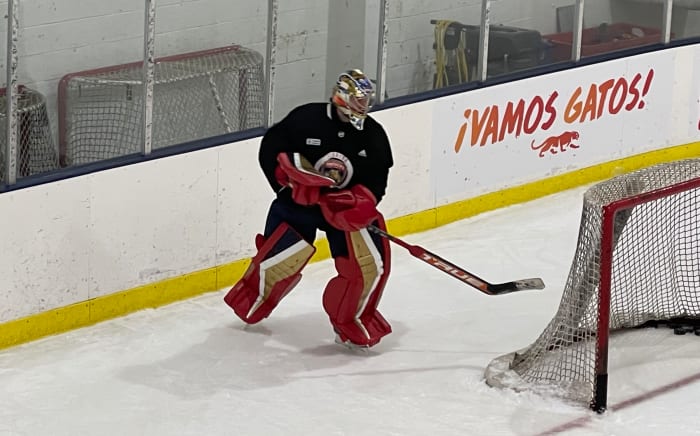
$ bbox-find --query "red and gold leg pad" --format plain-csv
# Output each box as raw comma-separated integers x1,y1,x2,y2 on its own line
323,223,392,347
224,223,315,324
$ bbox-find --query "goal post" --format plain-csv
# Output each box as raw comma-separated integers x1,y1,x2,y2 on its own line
484,158,700,412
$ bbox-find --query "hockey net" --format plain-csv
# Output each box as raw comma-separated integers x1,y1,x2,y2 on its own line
0,86,58,182
58,45,264,166
484,158,700,412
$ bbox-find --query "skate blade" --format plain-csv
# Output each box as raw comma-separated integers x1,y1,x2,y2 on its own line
334,335,370,352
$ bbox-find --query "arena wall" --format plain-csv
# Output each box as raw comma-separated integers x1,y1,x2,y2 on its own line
14,0,616,134
1,44,698,348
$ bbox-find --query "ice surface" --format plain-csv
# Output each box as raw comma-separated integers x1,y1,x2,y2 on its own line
2,186,700,436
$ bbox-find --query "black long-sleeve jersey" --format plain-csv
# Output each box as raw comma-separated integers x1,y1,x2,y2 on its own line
259,102,394,204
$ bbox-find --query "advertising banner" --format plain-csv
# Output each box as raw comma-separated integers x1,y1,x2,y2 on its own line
432,52,678,201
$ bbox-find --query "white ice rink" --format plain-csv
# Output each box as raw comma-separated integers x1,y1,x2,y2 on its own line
2,186,700,436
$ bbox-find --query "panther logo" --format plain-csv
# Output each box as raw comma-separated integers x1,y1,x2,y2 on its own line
321,158,347,185
315,152,354,189
531,131,580,158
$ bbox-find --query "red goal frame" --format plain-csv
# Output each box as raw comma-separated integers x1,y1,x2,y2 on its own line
57,45,247,167
594,176,700,412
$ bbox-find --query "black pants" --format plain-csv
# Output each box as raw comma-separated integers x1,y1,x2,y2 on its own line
264,198,383,259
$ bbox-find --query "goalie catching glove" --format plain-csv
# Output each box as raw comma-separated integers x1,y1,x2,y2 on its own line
319,184,379,232
275,152,336,205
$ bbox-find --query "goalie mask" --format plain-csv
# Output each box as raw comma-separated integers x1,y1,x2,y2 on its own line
332,69,374,130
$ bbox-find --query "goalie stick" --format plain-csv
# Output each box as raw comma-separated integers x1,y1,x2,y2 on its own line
367,225,545,295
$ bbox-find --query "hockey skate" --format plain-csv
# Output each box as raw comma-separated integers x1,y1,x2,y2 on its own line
334,333,370,352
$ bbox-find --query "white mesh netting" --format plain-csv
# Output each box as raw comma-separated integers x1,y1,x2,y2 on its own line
58,45,264,166
0,87,58,182
485,158,700,408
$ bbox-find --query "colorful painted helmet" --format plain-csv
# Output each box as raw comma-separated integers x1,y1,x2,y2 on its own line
331,69,374,130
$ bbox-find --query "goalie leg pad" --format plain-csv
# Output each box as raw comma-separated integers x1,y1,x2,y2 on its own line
323,220,392,347
224,223,315,324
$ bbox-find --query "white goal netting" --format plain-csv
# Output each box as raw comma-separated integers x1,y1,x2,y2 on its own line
485,158,700,410
0,87,58,182
58,45,264,166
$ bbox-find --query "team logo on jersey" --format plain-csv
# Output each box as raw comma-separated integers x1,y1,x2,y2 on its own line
338,131,345,138
306,138,322,146
314,152,353,188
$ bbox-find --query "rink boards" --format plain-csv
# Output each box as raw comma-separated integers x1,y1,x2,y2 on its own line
0,44,698,348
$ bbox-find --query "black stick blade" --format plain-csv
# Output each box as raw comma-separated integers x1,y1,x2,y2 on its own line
489,278,546,295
